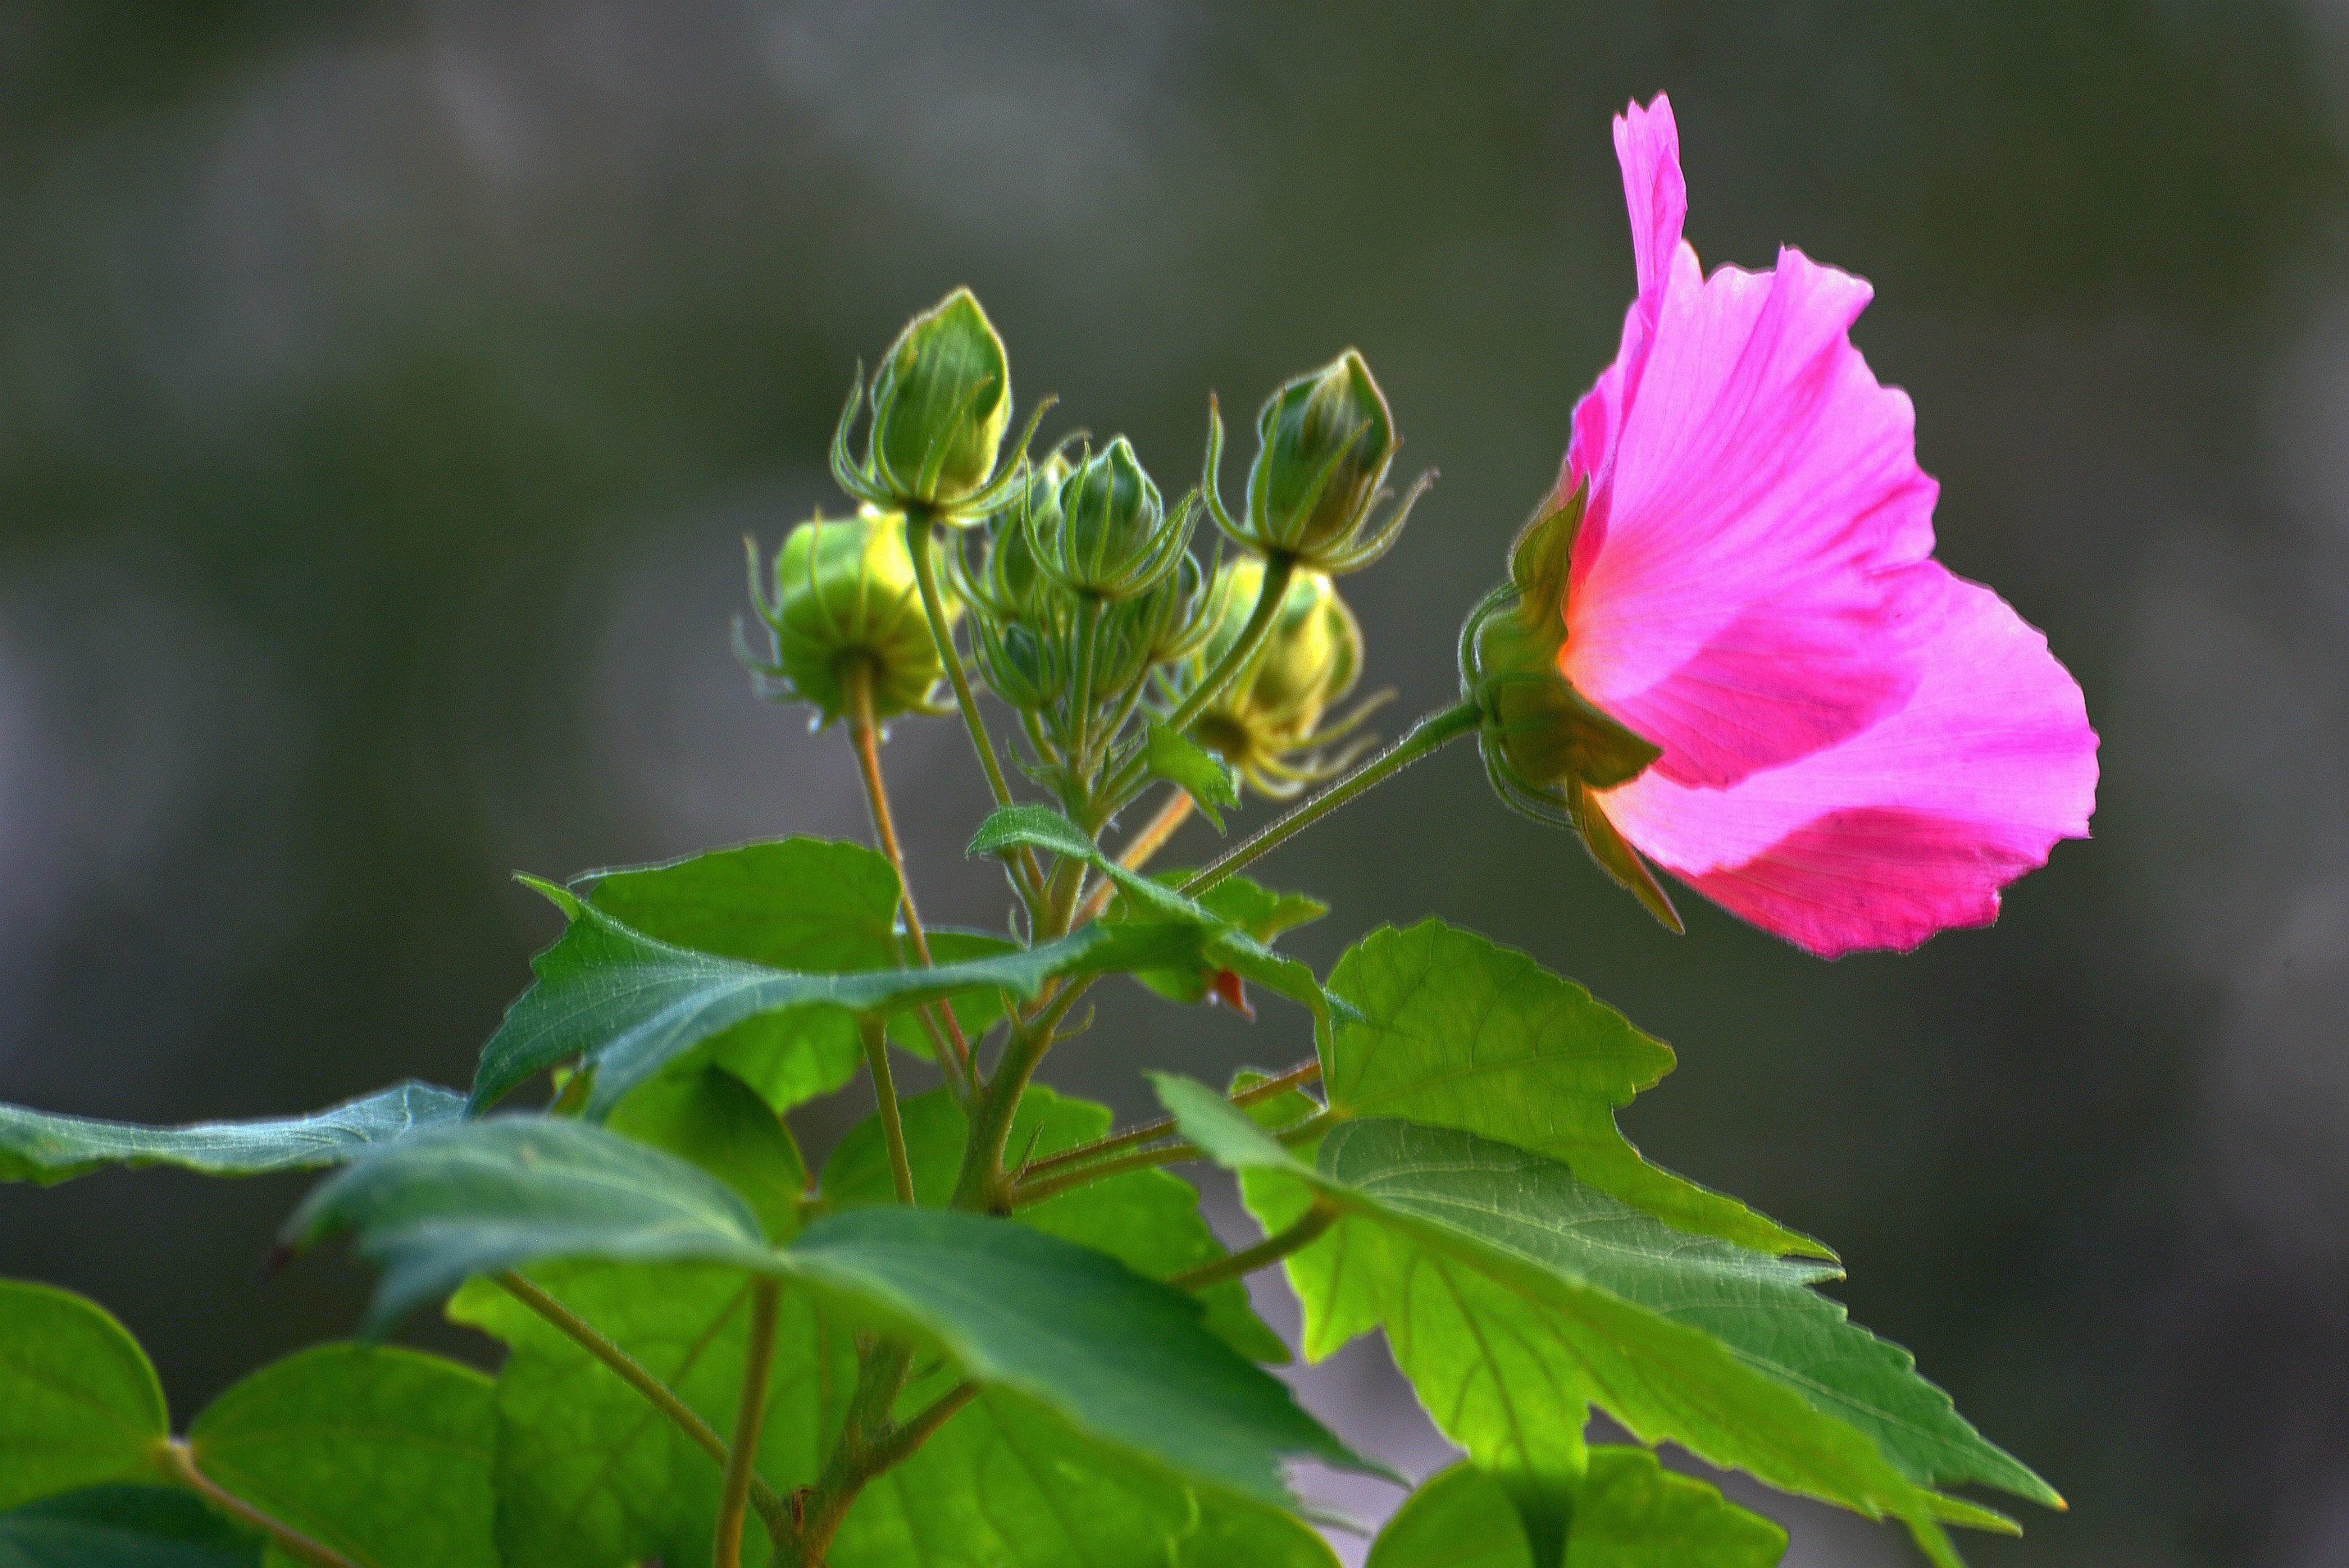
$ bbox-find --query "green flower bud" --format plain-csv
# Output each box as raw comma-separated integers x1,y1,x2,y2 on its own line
1202,349,1433,574
1030,438,1195,600
1095,552,1209,694
867,289,1012,507
740,507,956,724
971,616,1066,712
1181,558,1378,796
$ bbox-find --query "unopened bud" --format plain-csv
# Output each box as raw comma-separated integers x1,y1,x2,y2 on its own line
1031,438,1194,600
1205,350,1431,574
867,288,1012,507
1183,559,1378,795
741,508,955,724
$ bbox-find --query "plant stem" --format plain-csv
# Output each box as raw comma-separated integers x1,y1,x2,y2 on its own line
714,1279,781,1568
1013,1109,1331,1208
787,1339,928,1564
1166,1200,1340,1291
1018,1057,1320,1180
952,984,1084,1212
858,1016,917,1205
1164,554,1297,738
156,1440,360,1568
1069,787,1196,928
494,1273,793,1540
1100,554,1298,809
1180,699,1482,899
1068,595,1102,770
845,659,976,1095
907,512,1045,904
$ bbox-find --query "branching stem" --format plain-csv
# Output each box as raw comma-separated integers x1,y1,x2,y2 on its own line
907,512,1045,905
1018,1057,1320,1181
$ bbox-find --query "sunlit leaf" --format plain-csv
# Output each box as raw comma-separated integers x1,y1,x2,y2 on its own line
1156,1078,2041,1565
0,1281,168,1511
1143,722,1241,830
1320,922,1820,1257
187,1344,496,1568
0,1082,462,1187
606,1063,809,1240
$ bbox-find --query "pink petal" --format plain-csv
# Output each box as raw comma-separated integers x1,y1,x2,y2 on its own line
1593,571,2099,956
1557,94,1942,791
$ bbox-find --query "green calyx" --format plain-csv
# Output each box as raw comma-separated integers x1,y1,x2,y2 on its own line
1461,481,1678,931
740,508,958,725
1179,558,1383,798
1029,437,1197,601
1202,348,1434,574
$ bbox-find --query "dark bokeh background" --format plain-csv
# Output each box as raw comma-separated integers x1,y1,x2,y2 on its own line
4,4,2346,1564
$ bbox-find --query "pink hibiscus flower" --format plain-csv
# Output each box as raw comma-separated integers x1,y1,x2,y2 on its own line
1555,94,2097,956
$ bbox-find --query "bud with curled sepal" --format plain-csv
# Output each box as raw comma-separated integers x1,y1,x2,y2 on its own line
1201,349,1434,573
1029,438,1198,602
1175,558,1388,797
1459,478,1678,928
949,453,1069,625
830,287,1050,524
737,507,957,726
969,614,1067,714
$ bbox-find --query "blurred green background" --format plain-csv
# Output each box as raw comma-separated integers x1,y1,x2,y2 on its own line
3,4,2345,1564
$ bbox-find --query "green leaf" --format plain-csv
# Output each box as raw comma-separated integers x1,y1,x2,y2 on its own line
1127,874,1328,1008
1321,923,1823,1257
470,881,1115,1119
1365,1454,1785,1568
187,1344,495,1568
1155,1079,2038,1564
447,1262,809,1568
281,1117,776,1334
585,837,903,967
606,1063,809,1240
822,1085,1288,1360
294,1114,1365,1511
1144,722,1240,830
450,1266,1331,1568
0,1486,262,1568
0,1082,462,1187
0,1281,168,1510
782,1206,1368,1507
968,804,1349,1029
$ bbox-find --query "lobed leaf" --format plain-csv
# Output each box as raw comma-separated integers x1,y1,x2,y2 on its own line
0,1281,168,1511
1365,1453,1785,1568
469,878,1111,1119
605,1063,810,1241
292,1114,1367,1512
0,1485,262,1568
1320,922,1820,1257
0,1082,462,1187
187,1344,497,1568
1156,1078,2043,1565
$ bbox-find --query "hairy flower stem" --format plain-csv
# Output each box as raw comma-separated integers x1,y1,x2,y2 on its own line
156,1439,361,1568
845,660,977,1096
714,1278,782,1568
1100,554,1299,811
907,512,1045,905
857,1016,917,1205
492,1273,793,1540
1018,1057,1320,1181
1181,699,1482,899
1165,1200,1340,1291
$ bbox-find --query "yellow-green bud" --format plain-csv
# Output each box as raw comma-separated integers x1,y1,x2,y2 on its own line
747,507,955,724
867,288,1012,507
1185,559,1367,791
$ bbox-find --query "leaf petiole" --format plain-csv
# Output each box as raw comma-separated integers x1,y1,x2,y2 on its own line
155,1437,361,1568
